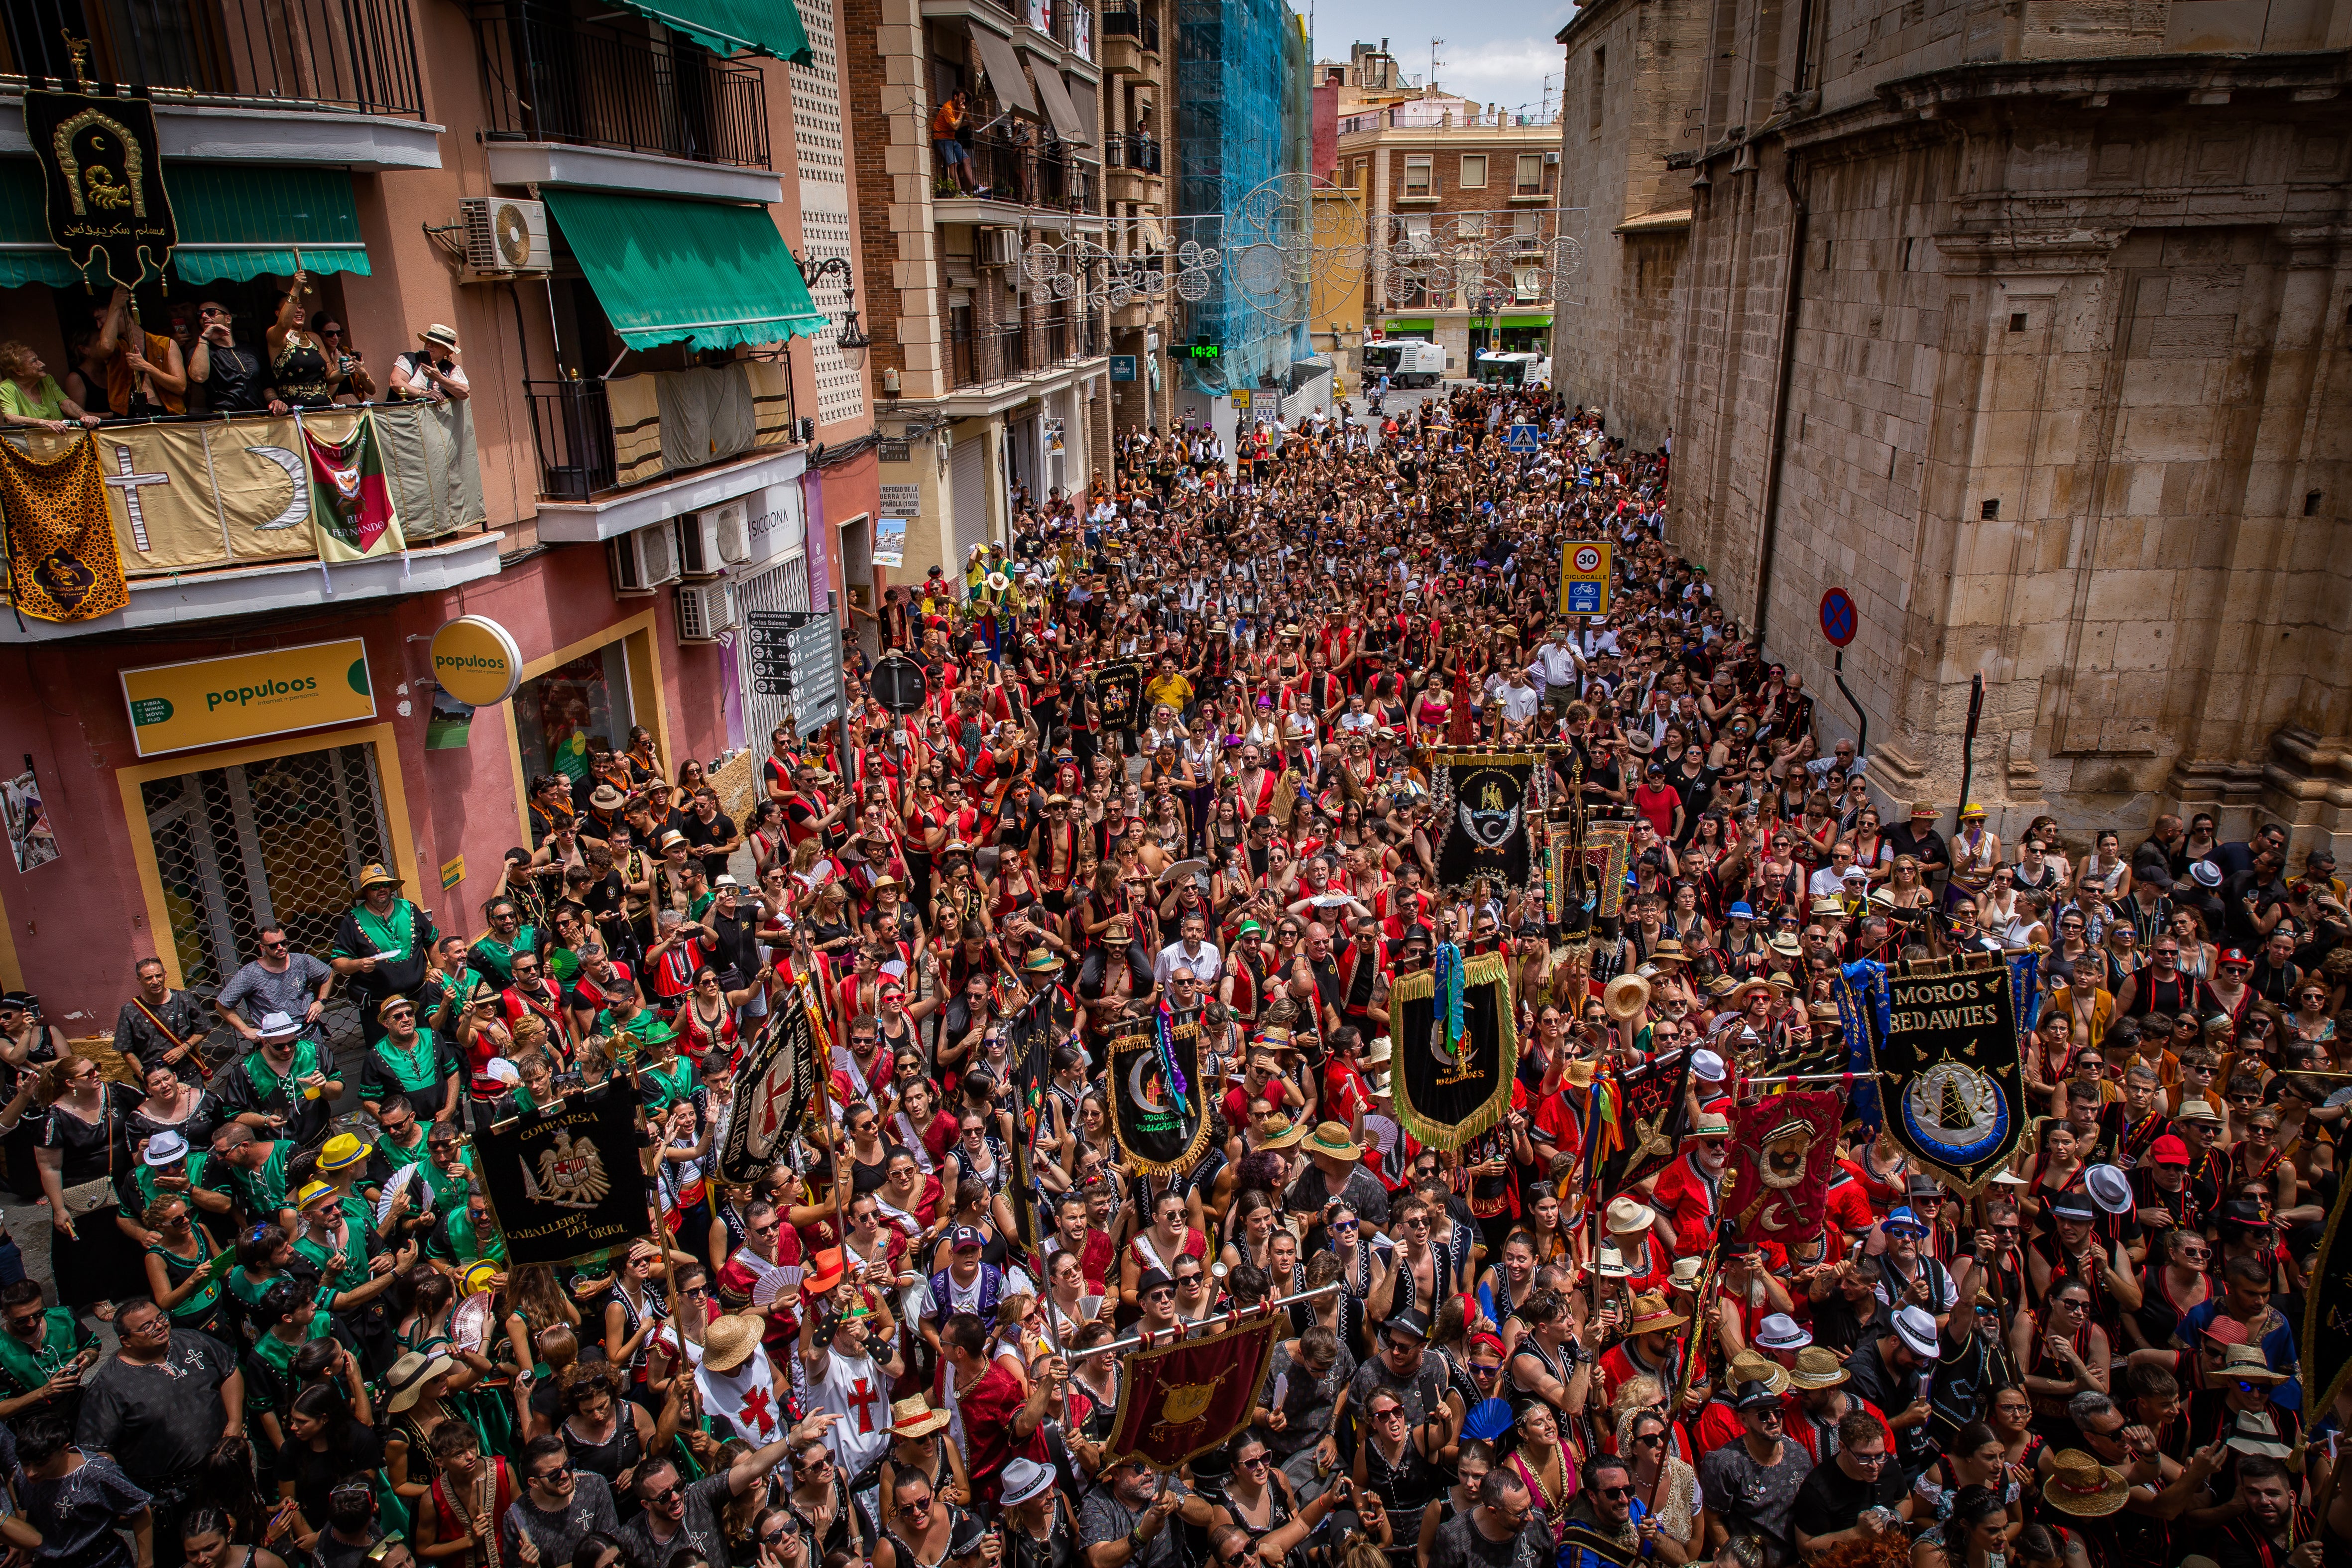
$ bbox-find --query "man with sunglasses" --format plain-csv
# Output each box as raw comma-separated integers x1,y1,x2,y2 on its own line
1788,1412,1912,1555
502,1434,619,1568
620,1410,807,1568
215,925,335,1048
1426,1468,1549,1568
1695,1379,1806,1563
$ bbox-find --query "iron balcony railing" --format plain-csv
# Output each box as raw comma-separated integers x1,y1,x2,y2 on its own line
952,129,1097,213
527,367,799,500
475,0,769,168
1107,131,1160,174
527,378,617,501
0,0,425,115
943,316,1098,390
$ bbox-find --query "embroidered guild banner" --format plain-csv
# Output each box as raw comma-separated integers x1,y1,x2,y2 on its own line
475,1083,652,1267
1103,1312,1281,1470
1107,1019,1209,1177
22,89,176,286
1869,954,2024,1195
1434,751,1536,895
1389,949,1518,1151
1721,1090,1842,1244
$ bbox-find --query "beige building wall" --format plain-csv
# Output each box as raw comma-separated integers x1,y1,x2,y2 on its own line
1569,0,2352,848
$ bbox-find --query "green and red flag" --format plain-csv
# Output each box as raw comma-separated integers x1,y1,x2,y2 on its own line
303,413,405,562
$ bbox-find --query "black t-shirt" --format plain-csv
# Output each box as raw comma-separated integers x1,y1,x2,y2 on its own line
1788,1455,1905,1543
275,1424,384,1531
200,341,272,411
679,812,739,880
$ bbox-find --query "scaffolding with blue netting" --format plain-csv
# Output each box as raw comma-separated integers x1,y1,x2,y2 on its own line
1173,0,1309,397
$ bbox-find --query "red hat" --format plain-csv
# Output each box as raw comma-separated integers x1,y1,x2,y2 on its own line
2220,948,2251,966
2150,1134,2190,1167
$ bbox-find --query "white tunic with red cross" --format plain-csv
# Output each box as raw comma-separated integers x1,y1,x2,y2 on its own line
812,1348,893,1473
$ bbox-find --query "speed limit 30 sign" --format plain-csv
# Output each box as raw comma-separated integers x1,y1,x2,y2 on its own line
1558,539,1612,616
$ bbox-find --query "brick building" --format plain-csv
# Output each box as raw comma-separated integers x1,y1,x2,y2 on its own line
1336,86,1566,376
1553,0,2352,847
841,0,1114,581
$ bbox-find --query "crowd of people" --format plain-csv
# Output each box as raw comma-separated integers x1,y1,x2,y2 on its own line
0,378,2343,1568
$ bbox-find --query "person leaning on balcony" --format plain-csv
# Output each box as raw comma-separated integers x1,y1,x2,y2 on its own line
932,90,988,197
265,276,339,408
186,301,289,416
94,284,186,416
0,342,103,433
392,323,470,404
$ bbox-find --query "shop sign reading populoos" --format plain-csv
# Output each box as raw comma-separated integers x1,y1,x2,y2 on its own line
121,639,375,757
429,615,522,706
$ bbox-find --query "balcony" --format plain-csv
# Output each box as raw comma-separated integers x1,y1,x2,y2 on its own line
1099,0,1157,72
1,402,497,641
474,0,770,181
939,129,1098,220
527,358,798,511
0,0,438,166
1105,129,1161,204
944,315,1102,391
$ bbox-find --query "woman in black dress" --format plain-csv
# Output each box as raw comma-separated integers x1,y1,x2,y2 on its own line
31,1057,147,1307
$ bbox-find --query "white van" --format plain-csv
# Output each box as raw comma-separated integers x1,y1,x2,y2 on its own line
1361,339,1448,387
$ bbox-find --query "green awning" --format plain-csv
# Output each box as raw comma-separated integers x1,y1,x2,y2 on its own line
1502,314,1553,328
166,165,371,283
544,189,826,353
616,0,811,63
0,161,368,286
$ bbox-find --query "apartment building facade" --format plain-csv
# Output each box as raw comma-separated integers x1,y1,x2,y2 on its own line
0,0,878,1030
842,0,1114,582
1340,95,1566,374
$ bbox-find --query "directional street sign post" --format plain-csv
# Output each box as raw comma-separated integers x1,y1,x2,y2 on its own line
745,610,842,738
1557,539,1612,616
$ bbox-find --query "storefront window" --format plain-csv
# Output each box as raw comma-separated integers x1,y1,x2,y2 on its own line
513,642,634,783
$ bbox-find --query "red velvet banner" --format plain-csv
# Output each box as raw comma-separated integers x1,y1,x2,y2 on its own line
1103,1314,1282,1470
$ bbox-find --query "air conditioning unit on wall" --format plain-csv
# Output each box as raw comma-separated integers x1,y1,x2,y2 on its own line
459,197,552,279
709,500,751,565
609,523,681,595
676,510,727,580
981,227,1022,267
674,580,736,643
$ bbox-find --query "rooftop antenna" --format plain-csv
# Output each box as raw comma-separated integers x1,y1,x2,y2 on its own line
1430,37,1443,93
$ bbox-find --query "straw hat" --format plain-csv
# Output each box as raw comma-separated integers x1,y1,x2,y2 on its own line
1787,1346,1849,1390
385,1351,456,1414
701,1313,764,1373
1622,1290,1687,1335
1305,1121,1364,1161
1251,1113,1308,1151
890,1396,951,1438
1727,1349,1789,1397
2213,1344,2286,1385
1605,1196,1656,1234
318,1132,373,1173
2040,1450,2129,1517
1597,1242,1630,1278
356,862,403,891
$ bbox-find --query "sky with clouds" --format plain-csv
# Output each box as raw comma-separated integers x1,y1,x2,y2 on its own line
1305,0,1580,121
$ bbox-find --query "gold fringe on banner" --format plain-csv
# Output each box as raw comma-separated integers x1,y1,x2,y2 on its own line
1388,950,1519,1151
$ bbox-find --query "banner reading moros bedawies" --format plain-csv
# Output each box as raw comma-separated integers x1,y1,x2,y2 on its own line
1103,1311,1281,1470
3,400,485,576
1868,952,2025,1195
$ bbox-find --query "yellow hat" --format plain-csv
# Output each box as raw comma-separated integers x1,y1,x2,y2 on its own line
461,1261,500,1297
295,1180,340,1212
318,1132,374,1173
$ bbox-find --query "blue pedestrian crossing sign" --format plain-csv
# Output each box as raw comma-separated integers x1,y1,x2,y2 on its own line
1503,423,1540,453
